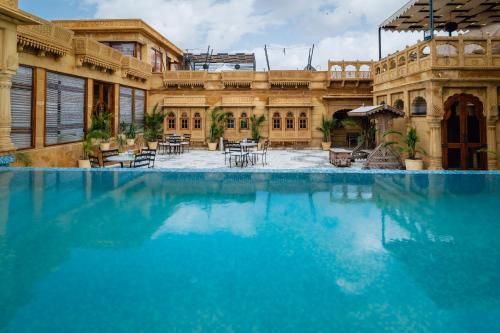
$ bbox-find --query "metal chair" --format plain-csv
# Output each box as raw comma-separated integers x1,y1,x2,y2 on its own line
182,134,191,152
251,140,269,166
100,148,120,167
141,148,157,168
89,155,101,168
228,144,249,168
130,153,151,168
169,136,181,154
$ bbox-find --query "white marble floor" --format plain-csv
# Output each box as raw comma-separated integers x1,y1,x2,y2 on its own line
153,149,363,170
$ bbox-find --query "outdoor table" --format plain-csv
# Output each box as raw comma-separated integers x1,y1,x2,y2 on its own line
105,153,135,168
329,148,352,167
240,142,258,150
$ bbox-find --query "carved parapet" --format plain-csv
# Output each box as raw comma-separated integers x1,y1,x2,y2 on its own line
268,70,311,88
221,71,254,88
163,71,207,88
268,96,312,107
0,0,17,8
74,37,122,72
17,23,73,57
121,56,152,81
163,96,208,107
221,96,254,107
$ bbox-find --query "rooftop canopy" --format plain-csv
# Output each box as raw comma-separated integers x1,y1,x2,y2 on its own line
347,105,405,118
380,0,500,32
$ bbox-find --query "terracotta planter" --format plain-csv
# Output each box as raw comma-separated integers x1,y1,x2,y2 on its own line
148,141,158,150
99,143,110,151
321,142,331,151
257,142,264,150
405,159,424,170
208,142,218,151
127,139,135,146
78,160,91,168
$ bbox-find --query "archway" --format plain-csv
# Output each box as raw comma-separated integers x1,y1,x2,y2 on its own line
442,94,487,170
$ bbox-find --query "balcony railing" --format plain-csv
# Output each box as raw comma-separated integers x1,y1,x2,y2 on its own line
163,71,207,88
74,37,123,72
268,70,311,88
221,71,254,88
121,56,152,81
328,61,373,81
17,23,73,56
374,36,500,84
0,0,18,8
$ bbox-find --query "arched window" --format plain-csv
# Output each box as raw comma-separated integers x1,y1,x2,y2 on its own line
167,112,176,129
436,43,458,57
272,112,281,129
299,112,308,129
240,112,248,129
285,112,294,129
180,112,189,129
193,112,201,129
409,51,418,62
389,59,396,70
375,67,381,74
398,56,406,66
421,46,431,58
382,63,388,72
393,99,404,110
464,43,486,55
345,65,356,79
411,97,427,116
227,112,235,129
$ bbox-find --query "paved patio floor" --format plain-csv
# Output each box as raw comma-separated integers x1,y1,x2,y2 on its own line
153,149,363,170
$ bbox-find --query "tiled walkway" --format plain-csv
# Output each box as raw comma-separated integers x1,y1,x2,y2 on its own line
154,149,363,170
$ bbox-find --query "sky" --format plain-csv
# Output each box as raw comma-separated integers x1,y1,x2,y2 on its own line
19,0,422,70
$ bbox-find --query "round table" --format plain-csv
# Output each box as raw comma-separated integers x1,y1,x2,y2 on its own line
105,154,135,168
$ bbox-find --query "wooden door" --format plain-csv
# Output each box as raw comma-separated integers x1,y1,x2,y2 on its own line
442,94,487,170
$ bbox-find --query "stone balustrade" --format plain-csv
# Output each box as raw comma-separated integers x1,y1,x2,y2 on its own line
163,96,207,107
268,96,312,107
268,70,311,88
374,36,500,84
121,56,152,81
17,23,73,56
328,61,373,81
0,0,17,8
163,70,207,88
221,71,254,88
74,37,123,73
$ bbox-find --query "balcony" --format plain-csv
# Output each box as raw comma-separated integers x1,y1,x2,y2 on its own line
163,71,207,88
268,70,311,88
74,37,123,73
374,36,500,84
17,23,73,57
328,61,373,82
121,56,152,82
221,71,254,88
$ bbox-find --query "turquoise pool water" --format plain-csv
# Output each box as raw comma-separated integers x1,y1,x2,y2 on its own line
1,170,499,333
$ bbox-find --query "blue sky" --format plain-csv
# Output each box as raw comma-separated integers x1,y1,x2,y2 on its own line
19,0,420,70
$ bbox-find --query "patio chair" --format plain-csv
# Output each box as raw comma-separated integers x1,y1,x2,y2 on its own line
141,148,157,168
130,153,151,168
89,155,101,168
228,144,249,168
182,134,191,152
100,148,121,168
251,140,269,166
158,137,170,155
169,136,182,154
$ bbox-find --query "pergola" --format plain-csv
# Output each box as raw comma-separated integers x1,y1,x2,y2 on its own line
348,105,405,169
378,0,500,59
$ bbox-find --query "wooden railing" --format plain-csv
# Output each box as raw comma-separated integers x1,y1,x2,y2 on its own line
17,23,74,56
74,37,123,72
374,36,500,84
328,61,373,81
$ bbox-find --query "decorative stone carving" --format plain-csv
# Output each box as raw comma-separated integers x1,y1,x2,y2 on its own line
121,56,152,82
221,71,254,89
17,23,73,57
163,96,207,107
164,71,207,89
268,96,312,107
74,37,122,72
268,70,311,88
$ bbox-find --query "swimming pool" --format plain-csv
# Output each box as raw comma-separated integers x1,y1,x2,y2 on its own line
1,169,499,332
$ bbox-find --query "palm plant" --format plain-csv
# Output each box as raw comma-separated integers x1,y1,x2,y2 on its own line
209,107,228,143
144,103,165,142
88,108,112,143
384,127,427,160
316,116,334,143
250,114,266,142
126,123,136,140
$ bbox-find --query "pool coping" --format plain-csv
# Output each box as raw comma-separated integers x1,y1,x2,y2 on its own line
1,166,500,175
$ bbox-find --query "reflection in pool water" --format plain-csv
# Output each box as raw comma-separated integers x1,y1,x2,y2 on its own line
1,170,499,332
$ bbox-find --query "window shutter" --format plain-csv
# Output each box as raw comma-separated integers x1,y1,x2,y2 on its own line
134,89,145,129
45,72,85,145
10,66,33,149
119,86,133,125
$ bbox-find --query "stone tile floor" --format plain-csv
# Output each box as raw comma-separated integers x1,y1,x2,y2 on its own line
154,149,364,170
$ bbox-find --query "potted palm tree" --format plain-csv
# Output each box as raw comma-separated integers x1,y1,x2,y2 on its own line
384,127,427,170
208,107,227,151
317,116,334,150
126,123,136,146
89,109,112,150
144,103,165,149
250,114,266,148
78,136,93,168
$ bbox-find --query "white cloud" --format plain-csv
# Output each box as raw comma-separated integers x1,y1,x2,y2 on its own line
84,0,421,69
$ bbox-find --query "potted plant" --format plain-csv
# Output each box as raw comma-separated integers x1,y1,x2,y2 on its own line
384,127,427,170
78,136,93,168
250,114,266,148
126,123,136,146
317,116,334,151
208,107,228,151
89,108,112,150
144,103,165,149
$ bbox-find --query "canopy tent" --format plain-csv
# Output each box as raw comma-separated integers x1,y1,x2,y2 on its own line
380,0,500,32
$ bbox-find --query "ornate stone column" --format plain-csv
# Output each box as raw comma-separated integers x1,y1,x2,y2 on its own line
487,117,498,170
0,71,15,152
427,117,443,170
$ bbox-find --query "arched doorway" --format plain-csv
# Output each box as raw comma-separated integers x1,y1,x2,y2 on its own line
442,94,487,170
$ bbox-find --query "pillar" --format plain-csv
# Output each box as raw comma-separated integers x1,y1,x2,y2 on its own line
427,117,442,170
0,71,15,152
487,117,498,170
